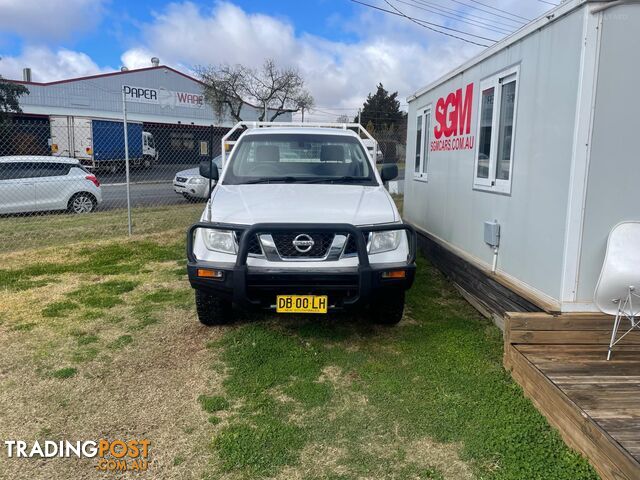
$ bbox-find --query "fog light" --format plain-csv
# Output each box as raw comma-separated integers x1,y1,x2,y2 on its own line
197,269,224,279
381,270,406,279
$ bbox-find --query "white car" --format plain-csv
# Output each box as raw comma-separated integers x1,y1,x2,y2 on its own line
0,156,102,215
186,124,416,326
173,155,222,201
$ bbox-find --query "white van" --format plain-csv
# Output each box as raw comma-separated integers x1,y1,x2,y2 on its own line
0,156,102,214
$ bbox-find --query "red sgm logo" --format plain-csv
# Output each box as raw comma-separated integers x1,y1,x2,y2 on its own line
431,83,475,152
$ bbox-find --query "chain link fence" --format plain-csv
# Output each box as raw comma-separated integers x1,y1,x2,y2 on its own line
0,113,406,253
0,115,230,252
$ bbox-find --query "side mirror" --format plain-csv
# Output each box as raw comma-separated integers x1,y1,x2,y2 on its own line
199,160,219,181
380,164,398,182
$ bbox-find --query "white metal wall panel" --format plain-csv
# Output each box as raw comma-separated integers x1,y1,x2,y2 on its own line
576,4,640,302
403,8,585,303
16,67,288,127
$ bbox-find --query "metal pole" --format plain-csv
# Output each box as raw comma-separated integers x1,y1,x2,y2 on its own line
122,87,132,236
358,108,362,125
208,125,213,222
301,107,305,123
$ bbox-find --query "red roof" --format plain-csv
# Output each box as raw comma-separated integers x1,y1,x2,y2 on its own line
3,65,205,87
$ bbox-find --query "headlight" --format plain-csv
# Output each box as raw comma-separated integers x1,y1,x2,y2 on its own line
203,229,237,254
368,230,402,254
189,178,207,184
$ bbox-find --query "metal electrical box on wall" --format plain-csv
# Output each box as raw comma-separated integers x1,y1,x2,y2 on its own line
484,221,500,247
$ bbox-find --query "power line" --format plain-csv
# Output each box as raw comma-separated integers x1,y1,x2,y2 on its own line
383,0,497,42
350,0,493,47
393,0,514,35
412,0,522,29
538,0,559,6
466,0,532,22
444,0,528,25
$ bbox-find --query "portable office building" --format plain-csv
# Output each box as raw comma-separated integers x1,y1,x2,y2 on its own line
403,0,640,315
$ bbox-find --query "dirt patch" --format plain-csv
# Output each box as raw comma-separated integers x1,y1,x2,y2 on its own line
0,307,224,480
406,438,474,480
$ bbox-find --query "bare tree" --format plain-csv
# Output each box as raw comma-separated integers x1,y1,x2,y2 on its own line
336,114,350,123
197,59,313,122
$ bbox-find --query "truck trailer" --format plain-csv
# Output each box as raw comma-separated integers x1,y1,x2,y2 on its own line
403,0,640,315
50,116,157,171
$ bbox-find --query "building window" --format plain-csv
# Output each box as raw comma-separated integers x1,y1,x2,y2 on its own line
170,132,195,151
414,107,431,181
473,66,519,193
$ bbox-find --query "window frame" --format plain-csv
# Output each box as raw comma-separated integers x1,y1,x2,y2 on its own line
473,65,520,194
413,105,432,182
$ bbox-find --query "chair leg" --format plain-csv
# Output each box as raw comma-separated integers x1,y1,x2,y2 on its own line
607,310,623,361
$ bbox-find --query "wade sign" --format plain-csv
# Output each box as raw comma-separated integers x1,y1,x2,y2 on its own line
430,83,475,152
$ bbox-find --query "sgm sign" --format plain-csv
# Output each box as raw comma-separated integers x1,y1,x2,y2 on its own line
123,85,204,109
430,83,475,152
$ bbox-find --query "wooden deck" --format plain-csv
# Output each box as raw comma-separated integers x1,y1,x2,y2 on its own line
504,312,640,480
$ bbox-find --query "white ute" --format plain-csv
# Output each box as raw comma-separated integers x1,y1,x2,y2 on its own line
186,123,416,325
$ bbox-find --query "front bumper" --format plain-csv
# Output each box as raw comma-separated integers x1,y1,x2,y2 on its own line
186,222,416,311
173,181,209,198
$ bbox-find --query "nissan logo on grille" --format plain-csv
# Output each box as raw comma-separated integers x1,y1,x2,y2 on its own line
292,234,315,253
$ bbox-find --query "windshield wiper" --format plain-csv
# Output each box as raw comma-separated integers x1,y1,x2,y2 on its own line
241,176,371,185
242,176,298,184
299,176,372,184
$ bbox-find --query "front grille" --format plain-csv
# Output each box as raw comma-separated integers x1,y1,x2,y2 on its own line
247,234,262,255
176,176,187,183
272,232,334,258
237,232,262,255
344,232,369,255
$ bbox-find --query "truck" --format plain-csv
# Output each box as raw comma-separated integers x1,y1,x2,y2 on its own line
49,116,157,172
185,122,416,326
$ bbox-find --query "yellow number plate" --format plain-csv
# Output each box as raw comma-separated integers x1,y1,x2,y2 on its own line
276,295,328,314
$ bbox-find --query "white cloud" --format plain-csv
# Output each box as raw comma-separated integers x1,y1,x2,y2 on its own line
1,0,552,118
118,1,494,120
0,46,108,82
0,0,106,40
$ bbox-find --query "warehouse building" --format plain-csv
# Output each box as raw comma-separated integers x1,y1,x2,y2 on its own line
1,59,287,165
403,0,640,316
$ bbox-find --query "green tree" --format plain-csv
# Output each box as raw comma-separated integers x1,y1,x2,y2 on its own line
355,84,407,163
354,83,405,133
0,76,29,123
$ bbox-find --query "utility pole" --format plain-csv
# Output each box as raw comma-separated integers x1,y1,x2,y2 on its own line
301,107,305,123
358,108,362,125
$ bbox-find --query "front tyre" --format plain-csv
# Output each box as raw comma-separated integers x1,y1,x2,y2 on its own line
68,193,97,214
369,290,405,325
195,290,233,326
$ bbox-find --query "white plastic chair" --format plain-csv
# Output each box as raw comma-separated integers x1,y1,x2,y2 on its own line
594,222,640,360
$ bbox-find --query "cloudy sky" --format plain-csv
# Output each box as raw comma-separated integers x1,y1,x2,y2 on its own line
0,0,554,120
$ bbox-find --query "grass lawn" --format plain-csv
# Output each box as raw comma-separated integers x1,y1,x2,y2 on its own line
0,204,598,479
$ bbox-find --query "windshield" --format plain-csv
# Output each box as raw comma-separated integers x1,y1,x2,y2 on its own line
222,133,377,185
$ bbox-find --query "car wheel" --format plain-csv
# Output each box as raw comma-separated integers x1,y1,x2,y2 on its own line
68,193,96,214
195,290,233,326
183,194,197,203
369,290,405,325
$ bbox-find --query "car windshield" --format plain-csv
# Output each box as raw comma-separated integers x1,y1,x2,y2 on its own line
223,133,377,186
